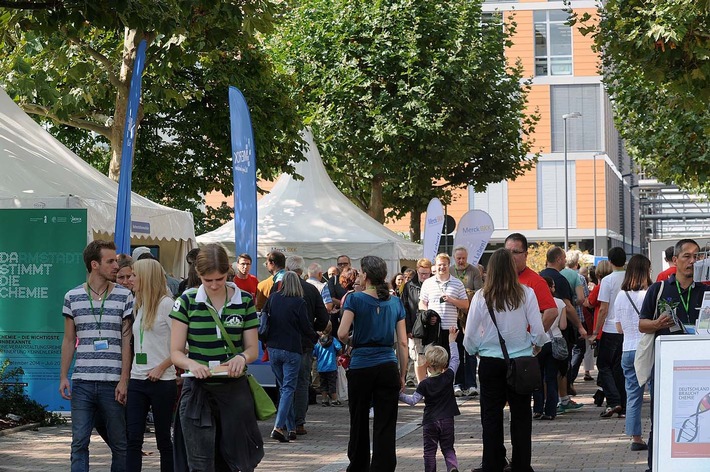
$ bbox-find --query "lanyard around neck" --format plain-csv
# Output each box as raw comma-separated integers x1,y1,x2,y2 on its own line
138,312,145,353
436,279,449,294
675,280,692,314
86,286,108,337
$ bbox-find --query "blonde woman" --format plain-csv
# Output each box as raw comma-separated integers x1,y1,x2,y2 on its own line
126,259,176,471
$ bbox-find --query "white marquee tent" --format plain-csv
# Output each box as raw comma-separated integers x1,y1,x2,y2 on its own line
197,130,422,277
0,88,195,276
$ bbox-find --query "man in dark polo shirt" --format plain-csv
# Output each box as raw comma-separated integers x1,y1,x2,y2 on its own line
539,245,588,413
638,238,709,472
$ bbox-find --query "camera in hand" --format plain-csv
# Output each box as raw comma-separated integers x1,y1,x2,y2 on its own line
439,296,446,303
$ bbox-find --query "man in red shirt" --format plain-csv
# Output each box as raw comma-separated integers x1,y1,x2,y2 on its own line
655,245,676,282
233,253,259,297
504,233,558,330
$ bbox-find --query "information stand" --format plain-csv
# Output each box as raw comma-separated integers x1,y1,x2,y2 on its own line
653,335,710,471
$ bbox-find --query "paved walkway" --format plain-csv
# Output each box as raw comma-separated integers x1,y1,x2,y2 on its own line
0,371,650,471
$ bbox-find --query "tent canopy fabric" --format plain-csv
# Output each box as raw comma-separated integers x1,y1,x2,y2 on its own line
0,88,195,276
198,130,421,277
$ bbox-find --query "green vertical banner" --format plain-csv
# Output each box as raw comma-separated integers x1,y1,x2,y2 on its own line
0,209,87,411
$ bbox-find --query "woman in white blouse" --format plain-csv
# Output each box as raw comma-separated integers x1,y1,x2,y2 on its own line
126,259,176,471
463,248,547,472
614,254,652,451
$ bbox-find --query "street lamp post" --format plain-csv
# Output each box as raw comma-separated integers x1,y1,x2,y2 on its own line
562,112,581,251
592,152,606,257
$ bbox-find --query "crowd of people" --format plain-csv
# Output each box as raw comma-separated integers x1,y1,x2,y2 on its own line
58,235,708,472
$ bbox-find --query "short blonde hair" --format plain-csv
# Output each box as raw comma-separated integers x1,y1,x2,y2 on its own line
424,344,449,371
435,253,451,265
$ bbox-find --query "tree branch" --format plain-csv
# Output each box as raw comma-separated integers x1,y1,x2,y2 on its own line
0,0,62,9
65,35,122,89
21,103,111,138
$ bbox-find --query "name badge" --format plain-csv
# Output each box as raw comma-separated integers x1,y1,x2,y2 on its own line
135,353,148,365
94,339,109,351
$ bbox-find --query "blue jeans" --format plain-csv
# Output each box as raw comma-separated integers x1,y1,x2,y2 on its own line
294,351,312,427
126,379,177,472
621,350,646,437
70,380,127,472
533,343,559,418
269,348,301,432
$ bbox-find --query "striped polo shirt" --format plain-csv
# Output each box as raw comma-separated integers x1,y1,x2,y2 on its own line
63,283,134,382
170,282,258,365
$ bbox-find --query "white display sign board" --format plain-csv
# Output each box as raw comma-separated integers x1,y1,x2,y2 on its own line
653,335,710,471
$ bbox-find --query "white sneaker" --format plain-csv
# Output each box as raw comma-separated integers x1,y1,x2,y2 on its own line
454,385,463,397
463,387,479,397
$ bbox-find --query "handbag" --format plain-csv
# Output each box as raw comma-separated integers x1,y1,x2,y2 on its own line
487,303,541,395
258,299,270,342
550,336,568,361
246,373,277,420
208,306,277,420
634,281,664,387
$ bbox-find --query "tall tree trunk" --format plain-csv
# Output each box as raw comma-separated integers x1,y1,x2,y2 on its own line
368,175,385,223
108,28,142,182
409,209,422,242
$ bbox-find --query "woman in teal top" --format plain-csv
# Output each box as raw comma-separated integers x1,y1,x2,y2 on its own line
338,255,408,472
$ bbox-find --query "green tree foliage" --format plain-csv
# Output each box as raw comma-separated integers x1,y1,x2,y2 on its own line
269,0,538,238
572,1,710,193
0,354,65,427
0,1,305,232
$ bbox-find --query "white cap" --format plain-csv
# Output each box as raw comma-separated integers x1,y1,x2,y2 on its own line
131,246,152,260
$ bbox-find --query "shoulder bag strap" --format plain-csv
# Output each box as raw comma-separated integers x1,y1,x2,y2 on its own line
652,281,664,321
208,308,238,355
624,290,641,316
487,301,511,364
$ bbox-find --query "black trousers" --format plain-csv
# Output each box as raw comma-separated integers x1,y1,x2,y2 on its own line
478,357,534,472
346,362,400,472
596,332,626,408
436,326,467,386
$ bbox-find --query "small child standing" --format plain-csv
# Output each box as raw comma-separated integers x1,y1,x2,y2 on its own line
312,325,343,406
400,326,460,472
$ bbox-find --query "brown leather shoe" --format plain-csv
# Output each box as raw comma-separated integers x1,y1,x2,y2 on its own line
296,425,307,435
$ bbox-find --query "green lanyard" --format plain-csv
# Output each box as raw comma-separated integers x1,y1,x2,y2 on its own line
675,280,693,315
87,287,107,338
138,313,145,353
454,268,465,282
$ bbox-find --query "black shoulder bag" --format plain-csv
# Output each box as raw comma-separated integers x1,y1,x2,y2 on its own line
487,302,541,395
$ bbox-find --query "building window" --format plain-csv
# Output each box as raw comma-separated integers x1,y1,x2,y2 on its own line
534,10,572,76
468,181,508,230
537,161,576,229
550,84,602,152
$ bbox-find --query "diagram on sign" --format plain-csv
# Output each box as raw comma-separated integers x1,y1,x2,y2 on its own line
672,360,710,458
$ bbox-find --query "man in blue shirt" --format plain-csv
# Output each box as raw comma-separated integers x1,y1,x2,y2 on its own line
638,239,709,472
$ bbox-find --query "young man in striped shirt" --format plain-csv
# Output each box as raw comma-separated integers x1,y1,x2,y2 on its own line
59,240,134,472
